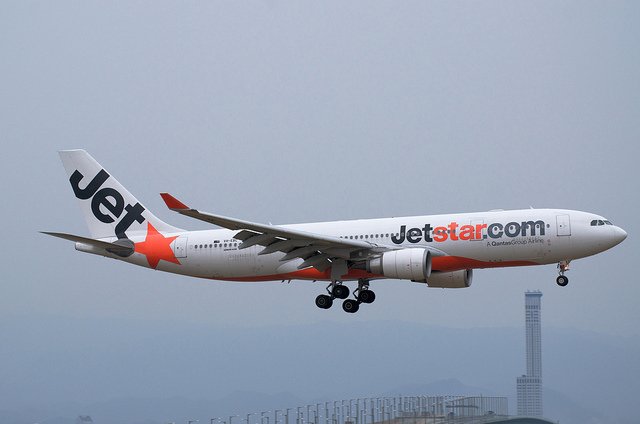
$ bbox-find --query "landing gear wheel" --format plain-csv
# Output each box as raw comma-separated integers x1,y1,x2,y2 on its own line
332,284,350,299
556,260,570,287
357,289,376,304
315,294,333,309
556,275,569,287
342,299,360,313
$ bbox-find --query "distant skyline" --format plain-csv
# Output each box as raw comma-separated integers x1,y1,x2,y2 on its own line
0,316,636,424
517,291,543,417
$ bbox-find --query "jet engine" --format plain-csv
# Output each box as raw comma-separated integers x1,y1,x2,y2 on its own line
368,248,432,282
419,269,473,288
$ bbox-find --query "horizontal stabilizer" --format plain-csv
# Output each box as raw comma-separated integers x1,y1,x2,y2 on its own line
41,232,135,254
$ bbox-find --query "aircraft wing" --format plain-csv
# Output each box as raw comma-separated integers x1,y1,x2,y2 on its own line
160,193,387,273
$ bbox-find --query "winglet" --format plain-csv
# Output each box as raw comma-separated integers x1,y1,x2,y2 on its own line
160,193,190,210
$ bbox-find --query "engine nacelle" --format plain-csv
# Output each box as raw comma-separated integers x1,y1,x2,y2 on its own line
368,249,431,282
419,269,473,288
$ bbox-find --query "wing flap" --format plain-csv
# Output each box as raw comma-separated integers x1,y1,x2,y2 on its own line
298,253,331,270
258,239,309,256
280,246,318,262
238,233,280,250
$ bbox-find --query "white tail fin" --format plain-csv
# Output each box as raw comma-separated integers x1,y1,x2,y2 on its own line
59,150,183,240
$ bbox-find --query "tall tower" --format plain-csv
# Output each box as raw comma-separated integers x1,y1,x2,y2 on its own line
516,291,543,417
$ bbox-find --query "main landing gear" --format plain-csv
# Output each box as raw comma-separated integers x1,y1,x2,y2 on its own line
556,260,570,287
315,278,375,313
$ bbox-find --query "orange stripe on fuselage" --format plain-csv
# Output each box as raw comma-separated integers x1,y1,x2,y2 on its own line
206,256,541,283
451,256,540,270
214,268,380,282
427,256,538,272
430,255,466,272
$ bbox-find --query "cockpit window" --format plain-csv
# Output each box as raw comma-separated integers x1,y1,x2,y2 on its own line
591,219,614,226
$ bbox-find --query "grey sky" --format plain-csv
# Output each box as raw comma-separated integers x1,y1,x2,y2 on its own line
1,0,638,349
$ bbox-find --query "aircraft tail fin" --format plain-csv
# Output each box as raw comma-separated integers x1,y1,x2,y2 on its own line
58,150,183,240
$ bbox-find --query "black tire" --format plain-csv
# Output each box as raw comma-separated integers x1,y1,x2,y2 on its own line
358,289,376,304
315,294,333,309
332,284,350,299
556,275,569,287
342,299,360,313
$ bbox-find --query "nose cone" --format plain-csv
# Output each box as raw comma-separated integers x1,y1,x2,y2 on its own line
590,223,627,254
613,226,628,245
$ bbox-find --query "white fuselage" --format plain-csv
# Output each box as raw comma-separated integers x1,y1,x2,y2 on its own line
79,208,626,282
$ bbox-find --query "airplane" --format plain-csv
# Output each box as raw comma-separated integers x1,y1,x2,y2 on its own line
43,150,627,313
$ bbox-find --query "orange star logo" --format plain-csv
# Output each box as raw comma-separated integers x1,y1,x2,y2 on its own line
135,223,181,269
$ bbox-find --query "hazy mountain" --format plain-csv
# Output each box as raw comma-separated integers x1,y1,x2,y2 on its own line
0,315,637,424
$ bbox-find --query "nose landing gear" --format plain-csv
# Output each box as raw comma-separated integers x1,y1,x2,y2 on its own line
556,260,570,286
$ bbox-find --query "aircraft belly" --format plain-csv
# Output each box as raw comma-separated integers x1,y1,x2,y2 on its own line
226,250,257,277
177,247,300,279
